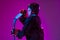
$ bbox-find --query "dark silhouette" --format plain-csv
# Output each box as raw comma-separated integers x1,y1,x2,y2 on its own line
18,3,44,40
12,3,44,40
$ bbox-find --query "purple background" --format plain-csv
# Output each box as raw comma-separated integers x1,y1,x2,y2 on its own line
0,0,60,40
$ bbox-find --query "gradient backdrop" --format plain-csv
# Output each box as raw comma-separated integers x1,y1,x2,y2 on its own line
0,0,60,40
